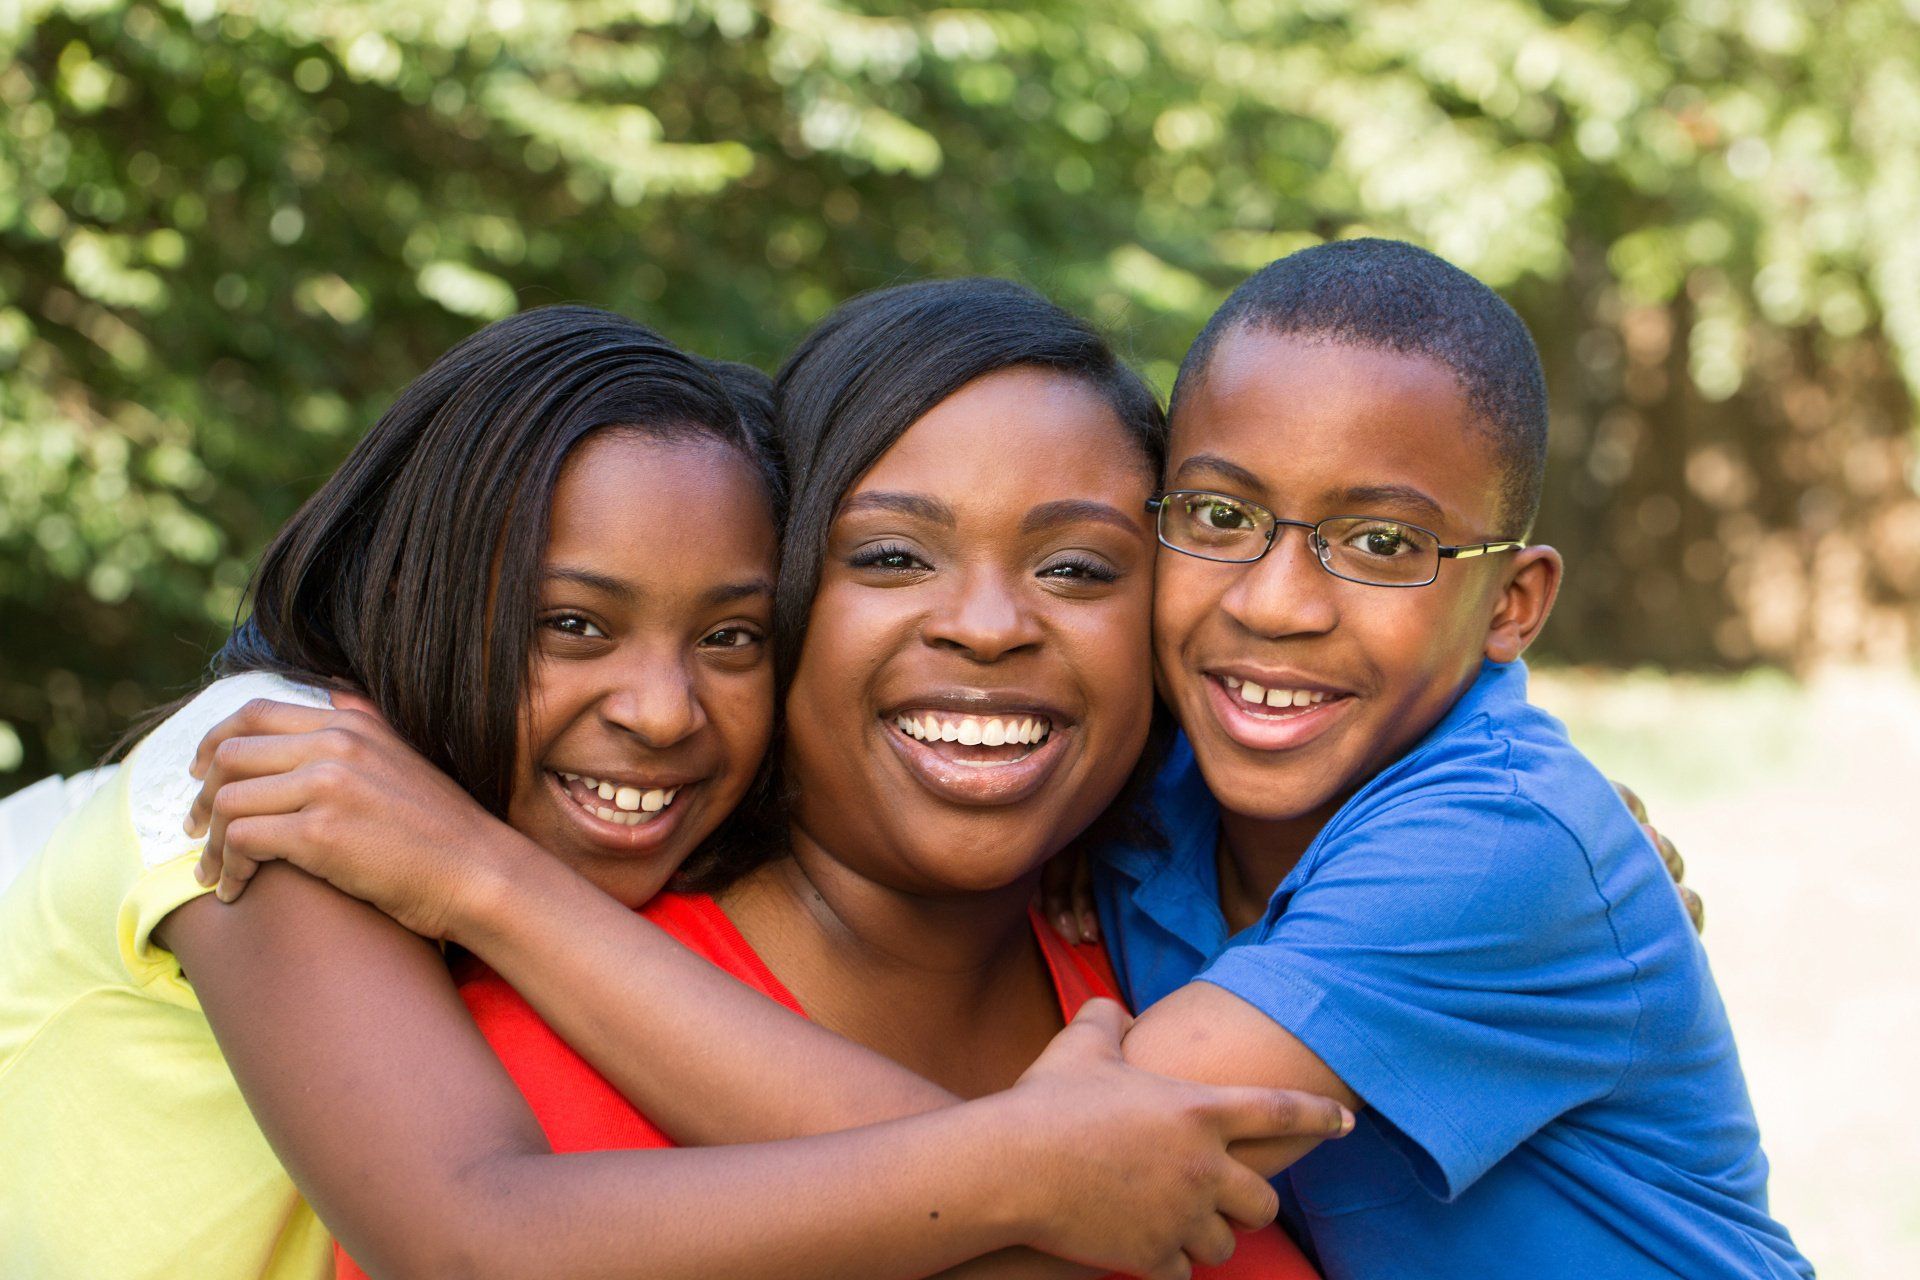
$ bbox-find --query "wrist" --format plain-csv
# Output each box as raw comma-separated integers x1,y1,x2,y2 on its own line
954,1090,1059,1251
443,826,548,948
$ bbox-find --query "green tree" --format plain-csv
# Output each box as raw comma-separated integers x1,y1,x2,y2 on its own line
4,0,1916,787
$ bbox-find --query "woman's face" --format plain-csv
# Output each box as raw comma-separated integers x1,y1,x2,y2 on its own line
783,367,1157,896
507,429,778,907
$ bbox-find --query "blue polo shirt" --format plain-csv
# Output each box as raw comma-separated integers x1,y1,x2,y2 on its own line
1096,660,1811,1280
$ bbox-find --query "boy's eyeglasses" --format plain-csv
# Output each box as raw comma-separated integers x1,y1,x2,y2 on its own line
1147,490,1527,589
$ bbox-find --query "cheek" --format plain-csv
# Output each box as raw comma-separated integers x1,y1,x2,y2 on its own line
711,667,777,783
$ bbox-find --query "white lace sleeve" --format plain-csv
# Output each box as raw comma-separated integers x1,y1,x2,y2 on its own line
125,672,334,870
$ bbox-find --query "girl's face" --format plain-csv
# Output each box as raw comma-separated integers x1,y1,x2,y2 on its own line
782,367,1157,895
507,430,778,907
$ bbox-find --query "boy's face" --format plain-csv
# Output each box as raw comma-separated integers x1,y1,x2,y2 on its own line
1154,327,1559,827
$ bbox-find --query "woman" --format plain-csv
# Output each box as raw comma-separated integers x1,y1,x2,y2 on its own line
0,304,1308,1280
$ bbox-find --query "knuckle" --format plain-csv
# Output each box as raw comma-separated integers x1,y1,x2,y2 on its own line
240,698,279,724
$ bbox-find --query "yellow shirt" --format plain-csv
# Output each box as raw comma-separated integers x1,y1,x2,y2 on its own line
0,674,334,1280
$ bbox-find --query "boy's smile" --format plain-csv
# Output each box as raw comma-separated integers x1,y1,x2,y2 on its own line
1154,328,1559,852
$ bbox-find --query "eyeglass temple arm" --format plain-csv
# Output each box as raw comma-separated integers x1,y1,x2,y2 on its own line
1437,540,1527,560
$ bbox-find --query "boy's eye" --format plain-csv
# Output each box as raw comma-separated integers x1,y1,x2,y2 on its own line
1193,498,1254,531
1345,524,1419,558
543,613,607,638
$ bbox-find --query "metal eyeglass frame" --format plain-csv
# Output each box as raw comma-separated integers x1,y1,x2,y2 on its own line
1145,489,1528,589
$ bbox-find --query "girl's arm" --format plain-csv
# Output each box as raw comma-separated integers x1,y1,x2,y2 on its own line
190,699,1352,1169
160,862,1290,1280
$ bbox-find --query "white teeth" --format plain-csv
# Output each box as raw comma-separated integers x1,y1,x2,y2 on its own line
894,712,1051,747
1241,680,1265,704
614,786,641,812
594,805,617,821
1224,676,1242,690
596,781,615,800
641,788,666,812
1264,686,1287,708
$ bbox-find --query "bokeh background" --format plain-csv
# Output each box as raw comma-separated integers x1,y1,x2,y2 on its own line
2,1,1914,1273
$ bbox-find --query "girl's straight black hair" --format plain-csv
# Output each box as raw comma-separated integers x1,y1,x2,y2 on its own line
682,276,1171,890
125,305,783,829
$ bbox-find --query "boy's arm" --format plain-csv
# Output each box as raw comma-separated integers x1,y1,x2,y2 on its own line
162,863,1296,1280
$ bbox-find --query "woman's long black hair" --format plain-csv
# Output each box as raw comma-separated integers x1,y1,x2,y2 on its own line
142,305,783,824
681,277,1171,890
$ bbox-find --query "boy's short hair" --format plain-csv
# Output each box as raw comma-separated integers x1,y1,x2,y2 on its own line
1173,239,1548,534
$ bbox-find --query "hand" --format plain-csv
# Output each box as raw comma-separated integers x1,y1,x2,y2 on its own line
1000,999,1351,1280
185,695,528,939
1039,846,1098,944
1612,781,1704,934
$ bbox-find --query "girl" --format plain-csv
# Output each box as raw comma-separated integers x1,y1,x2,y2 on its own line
0,304,1320,1280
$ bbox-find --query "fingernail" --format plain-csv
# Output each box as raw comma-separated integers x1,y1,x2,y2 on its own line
1080,913,1098,943
1056,913,1075,940
1338,1108,1356,1135
193,862,212,887
215,884,234,904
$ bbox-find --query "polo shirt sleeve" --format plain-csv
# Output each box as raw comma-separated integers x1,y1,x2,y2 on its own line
1195,789,1643,1201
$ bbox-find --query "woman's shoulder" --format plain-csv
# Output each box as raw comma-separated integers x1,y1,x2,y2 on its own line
125,672,333,872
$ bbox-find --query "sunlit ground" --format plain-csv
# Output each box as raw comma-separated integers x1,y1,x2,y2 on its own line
1533,665,1920,1280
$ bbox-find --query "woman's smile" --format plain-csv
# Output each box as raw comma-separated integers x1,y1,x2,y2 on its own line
880,693,1074,807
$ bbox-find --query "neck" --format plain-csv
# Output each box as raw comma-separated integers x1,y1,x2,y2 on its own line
717,822,1059,1096
1214,794,1347,932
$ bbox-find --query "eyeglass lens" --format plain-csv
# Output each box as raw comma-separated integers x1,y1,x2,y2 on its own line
1157,492,1441,586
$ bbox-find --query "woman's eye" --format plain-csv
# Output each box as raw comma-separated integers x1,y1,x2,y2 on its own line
1195,500,1250,530
849,543,930,573
700,626,763,649
543,613,607,638
1039,556,1119,584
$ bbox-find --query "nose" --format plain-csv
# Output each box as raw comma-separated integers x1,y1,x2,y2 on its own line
921,563,1044,662
598,646,707,747
1217,523,1339,640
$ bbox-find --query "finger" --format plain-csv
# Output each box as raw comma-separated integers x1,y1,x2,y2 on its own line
215,814,306,903
1040,856,1080,942
1642,822,1685,883
186,732,336,837
1182,1214,1238,1269
1612,779,1648,823
1071,855,1098,944
1215,1161,1281,1232
330,689,382,719
1143,1252,1193,1280
1680,884,1705,935
190,699,344,780
1216,1086,1355,1143
199,771,318,883
1051,997,1132,1058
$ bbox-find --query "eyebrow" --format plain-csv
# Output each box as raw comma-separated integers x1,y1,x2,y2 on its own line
544,567,773,608
1170,457,1449,524
1169,453,1266,494
1336,484,1446,523
837,491,956,526
1017,499,1141,536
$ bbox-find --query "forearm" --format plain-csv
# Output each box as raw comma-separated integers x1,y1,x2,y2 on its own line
454,837,961,1144
440,1106,1050,1280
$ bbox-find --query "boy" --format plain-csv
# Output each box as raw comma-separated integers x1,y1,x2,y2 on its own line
1100,239,1813,1278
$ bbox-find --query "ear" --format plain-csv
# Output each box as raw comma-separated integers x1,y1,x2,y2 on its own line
1483,545,1562,664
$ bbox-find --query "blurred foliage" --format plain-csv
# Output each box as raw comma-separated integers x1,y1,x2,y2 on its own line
3,0,1919,786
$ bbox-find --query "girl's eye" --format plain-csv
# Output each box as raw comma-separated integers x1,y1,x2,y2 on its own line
1038,556,1120,584
848,542,930,573
543,613,607,639
700,626,763,650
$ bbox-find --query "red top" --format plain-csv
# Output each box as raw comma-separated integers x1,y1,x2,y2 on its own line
337,892,1317,1279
